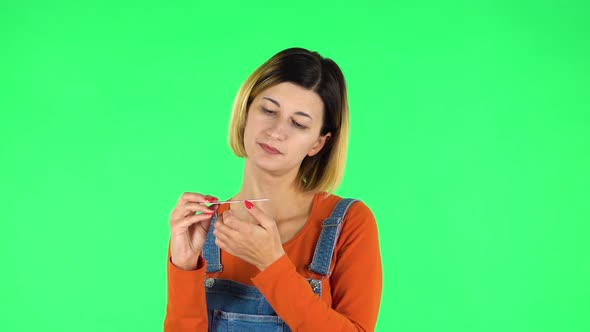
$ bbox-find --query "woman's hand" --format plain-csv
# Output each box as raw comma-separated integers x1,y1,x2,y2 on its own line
169,192,218,270
213,201,286,271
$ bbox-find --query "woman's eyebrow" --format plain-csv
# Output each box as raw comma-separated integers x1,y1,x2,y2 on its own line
262,96,313,120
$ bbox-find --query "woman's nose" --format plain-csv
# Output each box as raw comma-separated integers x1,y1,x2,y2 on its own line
267,121,288,140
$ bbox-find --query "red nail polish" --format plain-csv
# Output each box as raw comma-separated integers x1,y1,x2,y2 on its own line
205,195,218,203
244,200,253,209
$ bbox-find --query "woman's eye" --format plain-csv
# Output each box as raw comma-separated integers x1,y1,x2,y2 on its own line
262,107,306,129
292,120,306,129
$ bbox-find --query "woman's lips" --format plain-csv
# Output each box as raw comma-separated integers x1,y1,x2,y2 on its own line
258,143,281,154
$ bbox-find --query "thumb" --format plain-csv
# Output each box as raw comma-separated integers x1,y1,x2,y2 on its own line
244,200,275,229
200,217,213,233
190,217,212,243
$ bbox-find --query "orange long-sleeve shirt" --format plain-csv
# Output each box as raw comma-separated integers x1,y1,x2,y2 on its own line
164,192,382,331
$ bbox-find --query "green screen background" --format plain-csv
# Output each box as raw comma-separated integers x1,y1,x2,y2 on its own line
1,1,588,331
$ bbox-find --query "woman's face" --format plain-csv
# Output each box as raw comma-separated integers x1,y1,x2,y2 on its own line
243,82,331,176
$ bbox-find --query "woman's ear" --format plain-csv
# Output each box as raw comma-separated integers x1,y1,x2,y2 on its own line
307,132,332,157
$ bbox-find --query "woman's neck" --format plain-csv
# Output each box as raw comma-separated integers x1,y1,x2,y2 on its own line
230,160,316,223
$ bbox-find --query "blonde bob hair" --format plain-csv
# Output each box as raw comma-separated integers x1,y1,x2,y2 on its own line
228,47,349,195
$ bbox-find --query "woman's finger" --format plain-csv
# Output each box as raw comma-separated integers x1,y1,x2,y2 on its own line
171,212,214,233
214,237,227,251
178,192,218,205
172,192,218,214
243,200,275,230
171,200,217,219
221,210,247,232
181,202,217,216
214,218,241,241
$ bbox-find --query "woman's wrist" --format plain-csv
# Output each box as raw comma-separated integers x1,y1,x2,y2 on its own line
171,254,201,271
256,250,286,271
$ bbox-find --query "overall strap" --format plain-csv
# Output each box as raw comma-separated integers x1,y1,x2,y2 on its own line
308,198,360,276
202,212,223,273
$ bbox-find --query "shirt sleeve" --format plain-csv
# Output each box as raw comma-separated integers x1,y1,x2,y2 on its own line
251,202,383,331
163,243,209,332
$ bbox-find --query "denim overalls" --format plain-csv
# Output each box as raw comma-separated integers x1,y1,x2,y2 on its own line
202,198,359,332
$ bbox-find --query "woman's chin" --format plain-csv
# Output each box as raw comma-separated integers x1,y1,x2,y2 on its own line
247,157,292,176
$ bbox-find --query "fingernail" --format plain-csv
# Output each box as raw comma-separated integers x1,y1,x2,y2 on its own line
205,195,218,203
244,200,253,209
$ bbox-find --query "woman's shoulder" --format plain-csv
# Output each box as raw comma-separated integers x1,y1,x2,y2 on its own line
313,192,378,247
313,192,376,223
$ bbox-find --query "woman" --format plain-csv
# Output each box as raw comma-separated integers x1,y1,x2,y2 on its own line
164,47,382,331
